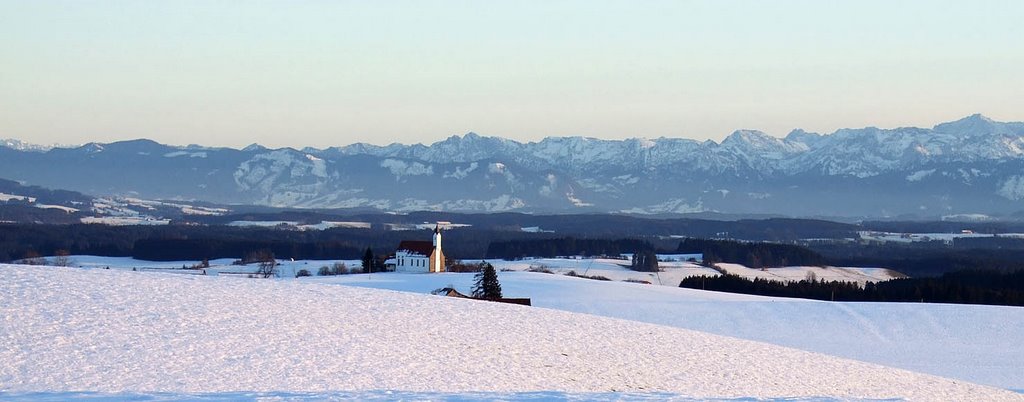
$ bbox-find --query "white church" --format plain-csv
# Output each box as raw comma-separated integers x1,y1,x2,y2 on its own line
392,224,446,273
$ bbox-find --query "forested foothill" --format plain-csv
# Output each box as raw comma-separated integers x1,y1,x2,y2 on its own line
807,241,1024,277
0,178,93,206
679,270,1024,307
0,224,370,262
860,220,1024,234
3,219,1023,275
186,211,860,241
676,238,826,268
484,238,656,260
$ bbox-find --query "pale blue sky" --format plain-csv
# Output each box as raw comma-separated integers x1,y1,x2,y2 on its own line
1,1,1022,148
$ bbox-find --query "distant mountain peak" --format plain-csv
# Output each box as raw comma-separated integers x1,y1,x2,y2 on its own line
444,132,485,143
723,129,774,142
785,128,813,137
112,138,162,146
967,113,994,122
933,114,1001,135
242,143,267,152
721,130,799,153
80,142,105,153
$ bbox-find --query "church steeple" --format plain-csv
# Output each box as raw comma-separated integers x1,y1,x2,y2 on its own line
432,223,443,273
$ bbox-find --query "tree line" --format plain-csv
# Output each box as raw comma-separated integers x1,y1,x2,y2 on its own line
808,242,1024,277
679,270,1024,307
861,220,1024,235
485,237,656,259
0,224,398,262
132,238,366,261
0,223,644,262
676,238,826,268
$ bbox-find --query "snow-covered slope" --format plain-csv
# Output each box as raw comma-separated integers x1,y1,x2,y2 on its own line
1,265,1021,400
713,263,899,284
326,270,1024,392
485,257,899,286
27,253,1013,391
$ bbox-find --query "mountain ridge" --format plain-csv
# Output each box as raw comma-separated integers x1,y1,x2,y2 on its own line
2,115,1023,218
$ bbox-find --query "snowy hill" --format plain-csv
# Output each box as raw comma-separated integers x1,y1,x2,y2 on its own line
1,264,1021,400
323,270,1024,392
31,254,1020,391
3,115,1024,217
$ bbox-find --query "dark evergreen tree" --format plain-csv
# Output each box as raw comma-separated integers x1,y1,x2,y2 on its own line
472,262,503,299
362,247,374,273
630,250,659,272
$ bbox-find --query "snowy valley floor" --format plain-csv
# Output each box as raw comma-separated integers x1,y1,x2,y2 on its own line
1,265,1022,401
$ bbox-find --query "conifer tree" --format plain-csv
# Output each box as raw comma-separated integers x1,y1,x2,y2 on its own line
362,247,374,273
472,262,503,299
631,250,659,272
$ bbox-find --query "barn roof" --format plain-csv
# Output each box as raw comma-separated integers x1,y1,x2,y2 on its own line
397,240,434,256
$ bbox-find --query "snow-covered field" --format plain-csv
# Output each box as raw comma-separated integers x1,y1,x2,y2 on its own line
486,257,900,286
79,216,171,225
48,254,983,392
486,257,720,286
322,271,1024,392
859,230,1024,243
65,255,901,288
714,263,903,283
2,264,1021,401
227,220,373,230
0,192,36,203
69,255,363,279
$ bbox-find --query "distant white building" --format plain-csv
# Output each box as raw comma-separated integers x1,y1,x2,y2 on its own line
394,224,446,273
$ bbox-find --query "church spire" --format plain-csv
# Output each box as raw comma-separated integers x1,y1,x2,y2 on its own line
432,223,444,273
432,223,442,248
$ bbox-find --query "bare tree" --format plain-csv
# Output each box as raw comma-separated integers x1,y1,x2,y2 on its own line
332,261,348,275
19,250,48,266
252,250,277,278
53,249,73,267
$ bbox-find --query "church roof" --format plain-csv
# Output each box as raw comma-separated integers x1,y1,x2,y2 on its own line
397,240,434,256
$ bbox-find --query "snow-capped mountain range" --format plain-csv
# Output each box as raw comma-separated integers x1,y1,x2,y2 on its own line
0,138,68,152
2,114,1023,218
